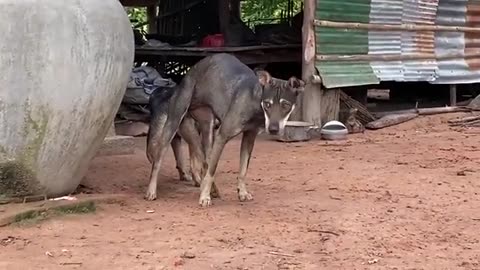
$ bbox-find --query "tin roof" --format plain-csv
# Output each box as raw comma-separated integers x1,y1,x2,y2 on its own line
315,0,480,88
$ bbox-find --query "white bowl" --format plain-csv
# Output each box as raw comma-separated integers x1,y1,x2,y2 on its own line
320,120,348,140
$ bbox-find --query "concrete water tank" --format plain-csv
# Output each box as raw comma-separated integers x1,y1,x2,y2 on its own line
0,0,134,199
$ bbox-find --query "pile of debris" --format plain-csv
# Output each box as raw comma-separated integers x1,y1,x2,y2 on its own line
115,66,177,137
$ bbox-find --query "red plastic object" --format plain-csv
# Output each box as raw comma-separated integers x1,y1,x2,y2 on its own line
201,34,224,47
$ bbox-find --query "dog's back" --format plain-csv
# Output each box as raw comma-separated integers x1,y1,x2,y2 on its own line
180,53,262,121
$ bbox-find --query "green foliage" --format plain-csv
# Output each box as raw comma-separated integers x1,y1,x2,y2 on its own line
241,0,303,25
125,7,147,31
124,0,302,32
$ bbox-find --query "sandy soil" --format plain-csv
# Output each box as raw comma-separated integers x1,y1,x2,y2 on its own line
1,114,480,270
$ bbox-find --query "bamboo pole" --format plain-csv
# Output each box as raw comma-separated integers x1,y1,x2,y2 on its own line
314,19,480,33
316,51,480,62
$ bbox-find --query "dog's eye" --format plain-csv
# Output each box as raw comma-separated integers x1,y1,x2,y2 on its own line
281,102,291,110
263,101,272,109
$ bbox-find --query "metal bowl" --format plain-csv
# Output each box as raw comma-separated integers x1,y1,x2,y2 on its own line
320,120,348,140
276,121,316,142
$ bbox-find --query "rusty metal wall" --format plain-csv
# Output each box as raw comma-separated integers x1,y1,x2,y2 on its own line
315,0,480,88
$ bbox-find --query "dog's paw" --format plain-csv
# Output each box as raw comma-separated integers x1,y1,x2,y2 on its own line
179,172,193,183
199,195,212,207
238,190,253,202
144,187,157,201
210,185,221,199
144,190,157,201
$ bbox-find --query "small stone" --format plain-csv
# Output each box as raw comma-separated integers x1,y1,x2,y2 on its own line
181,251,196,259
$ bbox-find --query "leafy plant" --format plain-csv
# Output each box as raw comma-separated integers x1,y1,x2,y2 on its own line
241,0,303,26
126,7,148,31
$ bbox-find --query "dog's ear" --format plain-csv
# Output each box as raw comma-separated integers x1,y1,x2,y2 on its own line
288,76,305,94
256,70,272,87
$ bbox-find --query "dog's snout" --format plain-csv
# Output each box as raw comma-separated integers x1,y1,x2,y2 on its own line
268,123,280,135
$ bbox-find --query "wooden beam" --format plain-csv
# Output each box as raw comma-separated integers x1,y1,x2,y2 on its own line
231,0,241,18
317,51,480,62
314,19,480,33
218,0,230,35
120,0,157,7
147,5,157,34
320,89,340,125
300,0,321,125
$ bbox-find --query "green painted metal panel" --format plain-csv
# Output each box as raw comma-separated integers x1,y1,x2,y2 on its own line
315,0,379,88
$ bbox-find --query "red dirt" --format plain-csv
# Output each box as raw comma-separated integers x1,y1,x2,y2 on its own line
1,114,480,270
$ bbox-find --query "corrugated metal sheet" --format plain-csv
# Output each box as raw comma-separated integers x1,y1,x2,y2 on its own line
315,0,480,88
368,0,403,81
316,0,378,88
432,0,480,84
401,0,438,81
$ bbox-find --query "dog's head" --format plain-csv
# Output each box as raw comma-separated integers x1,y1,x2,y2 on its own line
256,70,305,135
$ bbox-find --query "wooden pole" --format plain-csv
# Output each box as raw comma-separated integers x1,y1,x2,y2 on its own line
314,19,480,33
317,51,480,62
450,85,457,106
299,0,322,125
231,0,241,18
147,5,158,34
218,0,230,34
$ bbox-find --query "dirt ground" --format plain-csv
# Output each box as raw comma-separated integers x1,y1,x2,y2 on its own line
1,113,480,270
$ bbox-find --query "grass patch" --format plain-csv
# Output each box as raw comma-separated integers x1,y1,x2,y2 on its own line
12,201,96,226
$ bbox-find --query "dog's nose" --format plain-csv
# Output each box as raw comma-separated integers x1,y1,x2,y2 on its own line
268,123,280,135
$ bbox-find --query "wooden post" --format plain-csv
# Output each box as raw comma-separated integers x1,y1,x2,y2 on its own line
301,0,340,126
231,0,241,18
450,84,457,106
147,5,157,34
300,0,322,126
320,89,340,125
218,0,230,34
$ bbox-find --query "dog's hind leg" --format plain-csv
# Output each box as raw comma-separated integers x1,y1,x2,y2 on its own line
178,116,221,198
199,114,215,160
178,116,204,187
237,129,258,202
145,77,195,201
171,134,193,183
145,110,168,201
145,126,182,200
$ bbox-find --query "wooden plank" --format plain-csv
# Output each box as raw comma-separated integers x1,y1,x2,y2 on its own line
120,0,157,7
134,49,301,65
135,44,301,53
320,89,340,125
317,51,480,62
314,19,480,33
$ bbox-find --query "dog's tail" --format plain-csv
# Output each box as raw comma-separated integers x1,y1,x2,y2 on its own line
146,77,195,163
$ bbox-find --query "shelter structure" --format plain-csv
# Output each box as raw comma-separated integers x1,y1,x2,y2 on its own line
121,0,480,127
